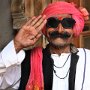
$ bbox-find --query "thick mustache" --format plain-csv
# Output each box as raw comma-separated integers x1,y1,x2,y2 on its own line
49,31,71,39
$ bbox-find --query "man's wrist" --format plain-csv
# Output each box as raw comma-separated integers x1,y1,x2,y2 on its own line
14,39,23,53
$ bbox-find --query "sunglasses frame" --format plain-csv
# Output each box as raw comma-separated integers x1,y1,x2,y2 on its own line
46,17,76,29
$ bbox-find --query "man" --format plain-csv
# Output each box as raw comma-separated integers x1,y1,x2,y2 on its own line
0,1,90,90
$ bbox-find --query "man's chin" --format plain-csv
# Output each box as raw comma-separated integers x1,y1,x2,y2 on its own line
49,42,70,48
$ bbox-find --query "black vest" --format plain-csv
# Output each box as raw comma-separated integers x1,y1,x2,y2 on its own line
18,47,79,90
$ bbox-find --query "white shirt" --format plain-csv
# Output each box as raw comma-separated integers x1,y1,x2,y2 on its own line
0,40,90,90
0,40,25,89
51,48,90,90
51,53,71,90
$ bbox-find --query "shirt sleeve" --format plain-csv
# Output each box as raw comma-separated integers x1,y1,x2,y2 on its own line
0,40,25,89
0,40,25,72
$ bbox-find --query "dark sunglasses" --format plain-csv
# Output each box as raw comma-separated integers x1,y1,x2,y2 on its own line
46,17,76,29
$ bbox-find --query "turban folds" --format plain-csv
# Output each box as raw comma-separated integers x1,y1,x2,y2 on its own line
42,1,85,36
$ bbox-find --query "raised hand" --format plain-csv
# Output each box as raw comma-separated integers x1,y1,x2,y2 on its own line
14,15,47,52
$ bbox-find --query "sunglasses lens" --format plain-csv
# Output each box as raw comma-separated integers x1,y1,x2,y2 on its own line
46,17,76,29
61,18,76,28
46,17,59,28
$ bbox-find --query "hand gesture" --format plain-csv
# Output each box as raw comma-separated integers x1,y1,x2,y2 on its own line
14,15,47,52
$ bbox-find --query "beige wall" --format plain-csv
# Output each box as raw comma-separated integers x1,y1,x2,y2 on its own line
0,0,14,51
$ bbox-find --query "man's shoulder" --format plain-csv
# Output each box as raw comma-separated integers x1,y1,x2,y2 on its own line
77,48,90,53
77,48,90,59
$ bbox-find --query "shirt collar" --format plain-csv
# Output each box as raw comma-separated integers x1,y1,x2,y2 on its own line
70,44,79,54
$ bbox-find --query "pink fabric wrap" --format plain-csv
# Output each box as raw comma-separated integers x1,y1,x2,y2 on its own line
26,47,44,90
42,1,85,36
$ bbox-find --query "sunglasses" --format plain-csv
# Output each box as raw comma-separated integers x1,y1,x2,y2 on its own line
46,17,76,29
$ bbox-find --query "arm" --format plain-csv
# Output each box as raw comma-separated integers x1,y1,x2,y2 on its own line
0,40,25,69
0,40,25,89
0,15,47,89
0,15,46,70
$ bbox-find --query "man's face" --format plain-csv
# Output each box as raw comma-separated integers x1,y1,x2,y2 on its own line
45,14,76,47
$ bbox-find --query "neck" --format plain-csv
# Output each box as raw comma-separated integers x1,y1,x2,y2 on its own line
49,44,71,55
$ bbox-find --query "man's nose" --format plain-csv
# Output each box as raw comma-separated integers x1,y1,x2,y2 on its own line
57,24,64,33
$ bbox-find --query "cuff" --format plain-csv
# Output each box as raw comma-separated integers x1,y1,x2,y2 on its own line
1,40,25,67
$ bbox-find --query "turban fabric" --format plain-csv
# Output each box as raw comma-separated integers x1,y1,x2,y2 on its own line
42,1,85,36
26,2,85,90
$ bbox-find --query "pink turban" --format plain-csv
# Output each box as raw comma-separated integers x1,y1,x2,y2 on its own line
42,1,85,36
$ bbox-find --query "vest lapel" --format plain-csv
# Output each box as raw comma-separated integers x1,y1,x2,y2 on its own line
69,53,79,90
43,46,79,90
19,48,53,90
42,48,53,90
18,50,31,90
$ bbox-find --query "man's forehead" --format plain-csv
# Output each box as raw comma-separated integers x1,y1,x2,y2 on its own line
50,14,72,18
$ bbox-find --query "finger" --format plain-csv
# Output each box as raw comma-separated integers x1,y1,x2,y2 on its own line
30,15,42,26
34,15,46,28
32,33,42,42
24,16,36,26
30,31,42,40
36,19,47,33
35,33,42,39
29,33,42,45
